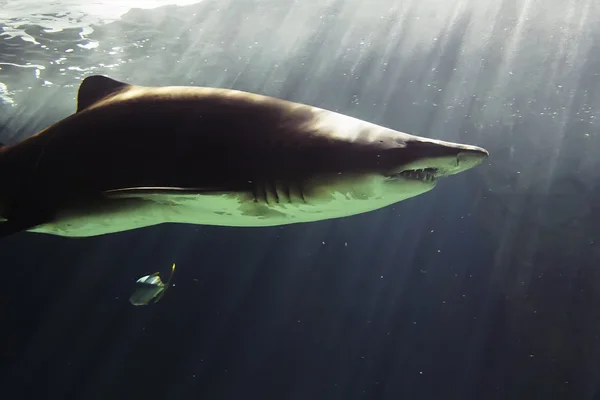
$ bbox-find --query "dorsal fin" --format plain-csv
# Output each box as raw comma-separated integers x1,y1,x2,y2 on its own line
77,75,130,112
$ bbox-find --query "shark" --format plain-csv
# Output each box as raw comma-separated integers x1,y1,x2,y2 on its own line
0,75,488,238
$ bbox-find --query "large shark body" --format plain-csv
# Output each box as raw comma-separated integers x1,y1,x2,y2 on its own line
0,75,488,238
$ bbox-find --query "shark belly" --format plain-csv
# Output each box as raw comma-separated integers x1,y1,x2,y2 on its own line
25,190,403,237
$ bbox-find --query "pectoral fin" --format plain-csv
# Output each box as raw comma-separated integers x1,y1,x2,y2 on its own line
103,186,231,200
0,209,54,238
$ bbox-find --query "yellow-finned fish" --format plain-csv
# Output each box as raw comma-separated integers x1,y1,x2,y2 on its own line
129,263,176,306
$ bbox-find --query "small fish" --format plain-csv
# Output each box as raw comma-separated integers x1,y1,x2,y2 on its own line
129,263,176,306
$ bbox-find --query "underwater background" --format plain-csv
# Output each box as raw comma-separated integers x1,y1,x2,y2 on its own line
1,0,599,399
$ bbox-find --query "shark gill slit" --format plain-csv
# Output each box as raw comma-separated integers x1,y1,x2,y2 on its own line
295,181,307,204
253,180,305,205
270,181,280,203
264,181,277,204
258,182,267,204
281,181,291,203
252,181,271,205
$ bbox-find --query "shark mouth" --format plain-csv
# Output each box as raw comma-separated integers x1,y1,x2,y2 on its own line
394,168,439,182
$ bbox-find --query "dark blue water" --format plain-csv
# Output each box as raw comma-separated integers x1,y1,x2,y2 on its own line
1,1,600,399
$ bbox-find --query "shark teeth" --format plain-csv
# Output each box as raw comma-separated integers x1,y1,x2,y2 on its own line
398,168,438,182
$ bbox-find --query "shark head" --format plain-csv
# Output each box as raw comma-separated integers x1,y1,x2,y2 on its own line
290,112,488,215
377,133,488,195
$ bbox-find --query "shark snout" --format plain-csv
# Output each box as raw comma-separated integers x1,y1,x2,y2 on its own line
391,136,489,178
422,140,488,176
456,147,488,170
